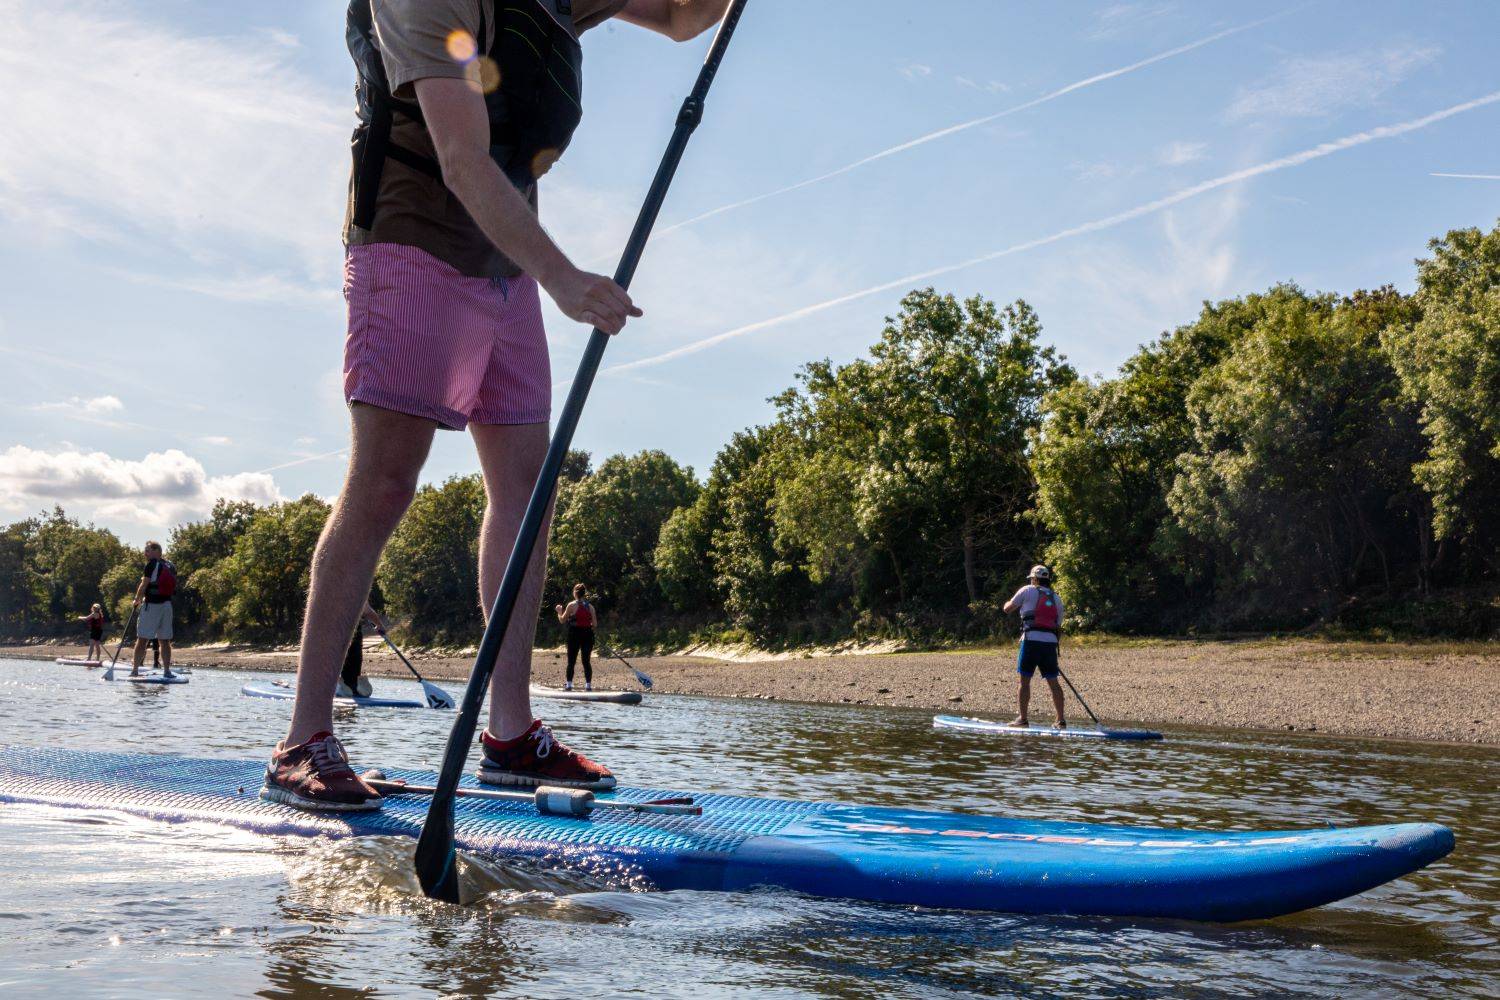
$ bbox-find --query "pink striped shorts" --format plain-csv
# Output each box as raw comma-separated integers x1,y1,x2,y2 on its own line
343,242,551,430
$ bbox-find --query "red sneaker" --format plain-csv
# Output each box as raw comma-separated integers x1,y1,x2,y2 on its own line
476,721,616,790
261,732,383,812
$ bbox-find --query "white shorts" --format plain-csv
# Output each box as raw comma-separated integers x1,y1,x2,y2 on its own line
138,602,174,641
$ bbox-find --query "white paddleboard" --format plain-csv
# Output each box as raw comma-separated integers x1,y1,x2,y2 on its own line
117,673,190,685
933,715,1161,741
55,657,102,667
529,685,642,704
240,680,426,709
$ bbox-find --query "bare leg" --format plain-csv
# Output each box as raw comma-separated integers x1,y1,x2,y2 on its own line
471,422,550,741
1045,676,1066,727
1014,674,1031,726
160,640,172,670
132,636,147,674
285,405,436,746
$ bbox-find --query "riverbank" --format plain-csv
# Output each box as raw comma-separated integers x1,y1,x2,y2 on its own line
5,637,1496,745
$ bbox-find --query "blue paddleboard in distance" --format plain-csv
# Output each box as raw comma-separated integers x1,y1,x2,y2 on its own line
934,714,1163,741
0,746,1450,922
241,680,426,709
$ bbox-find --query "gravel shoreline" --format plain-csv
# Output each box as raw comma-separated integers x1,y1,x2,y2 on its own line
7,638,1496,745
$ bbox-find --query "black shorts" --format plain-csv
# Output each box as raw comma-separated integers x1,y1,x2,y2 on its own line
1016,640,1059,679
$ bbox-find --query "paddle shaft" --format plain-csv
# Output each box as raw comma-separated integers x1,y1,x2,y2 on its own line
415,0,751,903
597,638,652,688
1054,661,1105,729
102,607,138,679
376,628,425,683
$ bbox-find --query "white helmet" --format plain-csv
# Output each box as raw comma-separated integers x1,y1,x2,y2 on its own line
1029,564,1051,581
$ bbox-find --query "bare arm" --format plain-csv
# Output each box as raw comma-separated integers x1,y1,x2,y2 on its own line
133,577,147,607
617,0,732,41
413,77,642,333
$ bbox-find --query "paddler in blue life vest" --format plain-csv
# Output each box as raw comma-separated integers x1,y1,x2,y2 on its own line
1002,564,1067,728
262,0,734,813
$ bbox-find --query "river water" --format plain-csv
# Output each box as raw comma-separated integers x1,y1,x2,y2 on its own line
0,657,1494,998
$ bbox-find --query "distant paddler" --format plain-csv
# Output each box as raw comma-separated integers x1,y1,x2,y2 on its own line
1002,564,1066,729
555,583,598,692
337,599,385,699
131,541,178,679
77,603,106,662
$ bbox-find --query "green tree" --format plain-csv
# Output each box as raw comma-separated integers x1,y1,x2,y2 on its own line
168,499,258,637
548,451,698,617
377,475,486,645
0,518,41,636
1384,221,1500,572
195,495,330,639
1166,287,1424,622
774,290,1074,620
24,507,132,630
1033,286,1314,629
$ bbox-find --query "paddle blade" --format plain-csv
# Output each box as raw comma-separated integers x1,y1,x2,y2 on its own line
413,799,462,903
634,669,653,690
422,681,457,710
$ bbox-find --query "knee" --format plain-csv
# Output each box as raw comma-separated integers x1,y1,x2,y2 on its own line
350,469,419,527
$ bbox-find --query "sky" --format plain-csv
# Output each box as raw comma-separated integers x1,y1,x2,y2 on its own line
1,0,1497,545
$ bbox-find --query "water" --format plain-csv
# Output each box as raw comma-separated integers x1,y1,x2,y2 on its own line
0,656,1495,998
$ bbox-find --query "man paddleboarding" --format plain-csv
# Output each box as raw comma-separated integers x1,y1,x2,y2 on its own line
1002,565,1066,729
263,0,733,812
131,542,176,679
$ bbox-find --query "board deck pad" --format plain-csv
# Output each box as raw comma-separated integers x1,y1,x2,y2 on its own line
0,746,1452,921
934,714,1163,741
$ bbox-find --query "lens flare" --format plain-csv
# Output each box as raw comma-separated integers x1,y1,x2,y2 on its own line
446,29,477,63
477,56,501,94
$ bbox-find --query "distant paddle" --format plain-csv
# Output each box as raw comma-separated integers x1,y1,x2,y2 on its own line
414,0,753,904
101,607,138,682
597,639,652,690
374,626,456,710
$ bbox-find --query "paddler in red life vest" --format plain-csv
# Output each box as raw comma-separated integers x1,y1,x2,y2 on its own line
262,0,734,813
555,582,598,691
77,603,106,662
1002,565,1067,729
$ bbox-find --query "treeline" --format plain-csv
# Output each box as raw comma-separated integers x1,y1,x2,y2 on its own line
2,221,1495,646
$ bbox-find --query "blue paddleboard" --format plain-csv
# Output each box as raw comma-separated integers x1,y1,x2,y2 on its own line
934,714,1163,741
241,680,426,710
0,746,1450,922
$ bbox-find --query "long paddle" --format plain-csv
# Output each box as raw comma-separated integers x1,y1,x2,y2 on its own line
101,607,138,682
597,638,652,690
415,0,752,903
374,626,456,709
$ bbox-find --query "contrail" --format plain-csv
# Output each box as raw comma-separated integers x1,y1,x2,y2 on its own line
1430,172,1500,180
254,448,348,475
653,11,1289,237
607,90,1500,375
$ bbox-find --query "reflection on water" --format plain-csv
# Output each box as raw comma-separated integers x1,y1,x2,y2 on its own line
0,657,1495,998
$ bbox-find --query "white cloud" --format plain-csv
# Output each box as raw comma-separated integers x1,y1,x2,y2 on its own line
1159,141,1208,166
1430,172,1500,180
899,63,933,81
1227,46,1442,122
1091,2,1178,40
0,446,283,526
199,436,233,447
0,0,348,295
1071,161,1123,182
36,395,125,415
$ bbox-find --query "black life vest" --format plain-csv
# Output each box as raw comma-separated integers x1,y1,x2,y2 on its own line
346,0,584,230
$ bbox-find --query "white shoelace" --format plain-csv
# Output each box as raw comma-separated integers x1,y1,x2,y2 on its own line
533,725,553,759
310,734,355,776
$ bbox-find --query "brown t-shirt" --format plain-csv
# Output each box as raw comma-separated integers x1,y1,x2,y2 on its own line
343,0,625,279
